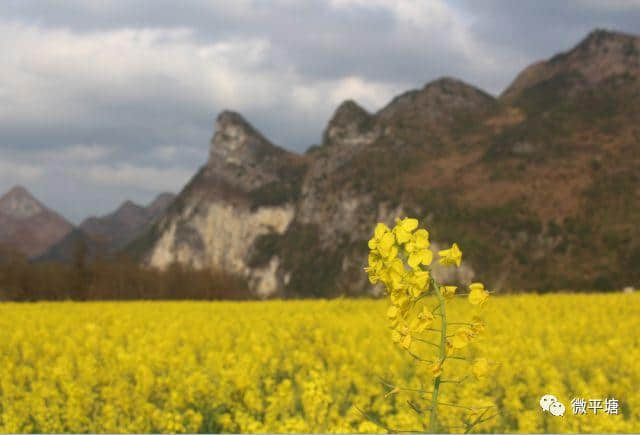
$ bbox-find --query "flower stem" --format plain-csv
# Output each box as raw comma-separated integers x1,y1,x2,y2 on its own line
429,278,447,433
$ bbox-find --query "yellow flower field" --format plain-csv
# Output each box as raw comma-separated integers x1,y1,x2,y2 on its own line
0,294,638,433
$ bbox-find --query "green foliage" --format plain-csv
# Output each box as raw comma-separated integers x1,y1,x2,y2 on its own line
592,274,615,292
247,233,281,268
248,161,307,210
248,181,297,209
249,223,344,298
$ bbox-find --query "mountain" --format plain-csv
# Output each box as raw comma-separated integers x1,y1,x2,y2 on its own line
0,186,73,257
126,111,308,297
129,29,640,296
40,192,175,262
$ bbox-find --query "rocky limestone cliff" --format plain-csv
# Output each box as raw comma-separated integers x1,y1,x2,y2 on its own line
143,111,306,297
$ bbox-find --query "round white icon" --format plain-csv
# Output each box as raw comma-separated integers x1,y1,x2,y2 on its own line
540,394,558,412
549,401,565,417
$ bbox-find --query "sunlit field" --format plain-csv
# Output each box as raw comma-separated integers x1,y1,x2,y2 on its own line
1,294,638,433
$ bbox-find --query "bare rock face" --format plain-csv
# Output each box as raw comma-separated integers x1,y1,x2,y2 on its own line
323,100,378,147
144,111,304,297
149,201,294,296
0,186,73,257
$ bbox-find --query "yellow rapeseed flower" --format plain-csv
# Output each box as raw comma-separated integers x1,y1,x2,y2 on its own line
410,306,435,333
367,223,391,250
438,243,462,267
387,305,399,321
392,324,412,349
440,286,457,299
378,233,398,259
389,290,411,315
393,217,419,244
407,269,430,299
452,327,474,349
470,316,486,335
468,283,490,306
405,229,433,268
472,358,489,378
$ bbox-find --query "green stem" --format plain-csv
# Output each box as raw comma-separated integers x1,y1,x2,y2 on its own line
429,278,447,433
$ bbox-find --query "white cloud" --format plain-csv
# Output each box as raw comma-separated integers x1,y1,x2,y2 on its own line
39,144,114,162
327,76,401,109
0,158,44,182
0,23,286,126
83,162,193,192
154,145,180,160
152,144,206,161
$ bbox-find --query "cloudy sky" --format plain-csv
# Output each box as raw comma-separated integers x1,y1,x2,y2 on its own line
1,0,639,223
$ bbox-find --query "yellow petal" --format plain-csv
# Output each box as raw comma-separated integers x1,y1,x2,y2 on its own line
399,218,419,232
395,229,411,245
379,232,395,252
469,282,485,292
391,330,401,343
441,286,457,299
387,305,399,319
420,249,433,266
414,228,429,241
469,289,489,306
374,223,390,239
472,358,489,378
401,333,412,349
408,252,421,269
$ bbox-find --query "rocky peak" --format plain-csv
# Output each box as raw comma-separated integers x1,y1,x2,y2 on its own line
146,192,176,216
203,110,303,195
209,110,284,169
113,200,145,221
501,29,640,101
322,100,373,146
0,185,73,258
575,28,638,55
377,76,495,123
0,185,44,219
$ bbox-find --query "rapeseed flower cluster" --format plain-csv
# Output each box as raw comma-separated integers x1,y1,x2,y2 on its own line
366,217,494,432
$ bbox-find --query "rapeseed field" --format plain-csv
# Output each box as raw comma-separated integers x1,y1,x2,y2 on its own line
0,294,638,433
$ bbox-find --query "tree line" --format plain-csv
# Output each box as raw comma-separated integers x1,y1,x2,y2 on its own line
0,244,252,301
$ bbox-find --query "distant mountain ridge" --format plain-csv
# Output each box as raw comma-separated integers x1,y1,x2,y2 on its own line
0,186,73,257
39,192,175,262
128,29,640,296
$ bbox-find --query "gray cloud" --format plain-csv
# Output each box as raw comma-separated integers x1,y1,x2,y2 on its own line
0,0,638,222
